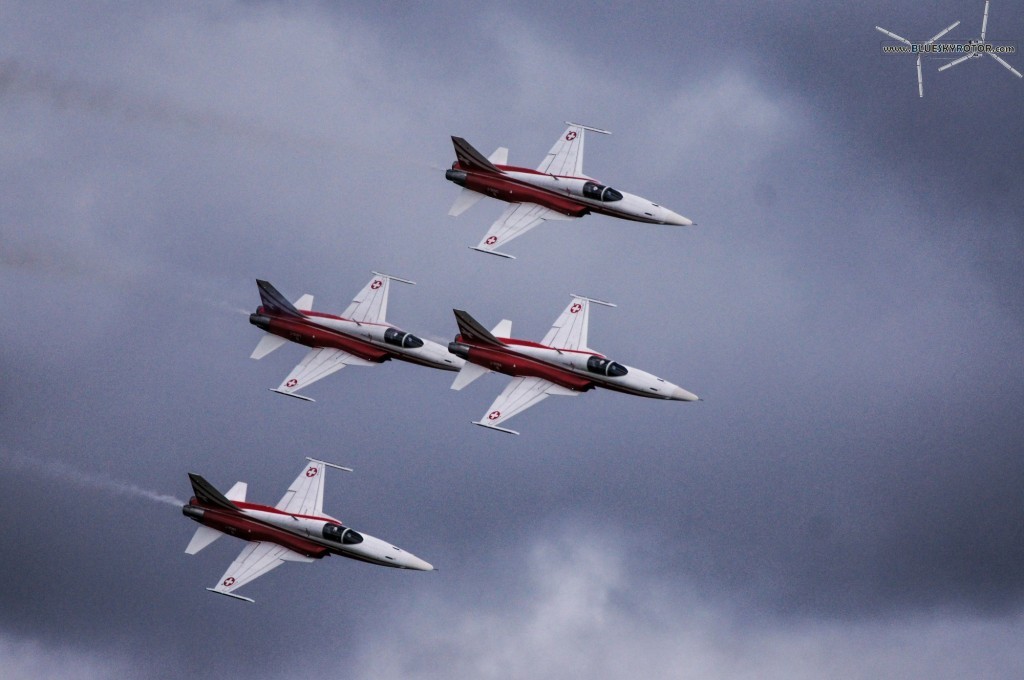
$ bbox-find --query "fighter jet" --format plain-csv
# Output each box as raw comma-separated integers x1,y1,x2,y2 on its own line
248,274,463,401
182,458,434,603
445,123,695,259
447,295,699,435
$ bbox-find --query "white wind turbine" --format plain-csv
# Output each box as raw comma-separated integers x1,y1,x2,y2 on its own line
939,1,1023,79
876,20,960,97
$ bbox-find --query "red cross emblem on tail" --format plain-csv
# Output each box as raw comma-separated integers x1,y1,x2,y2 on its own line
306,466,318,477
370,280,383,290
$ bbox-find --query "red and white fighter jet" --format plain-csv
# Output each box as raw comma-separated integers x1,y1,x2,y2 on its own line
249,274,463,401
447,295,699,435
445,123,695,259
183,458,434,603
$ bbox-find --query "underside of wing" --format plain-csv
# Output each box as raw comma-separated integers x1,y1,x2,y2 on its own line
541,294,616,351
537,123,588,177
273,347,372,400
209,541,314,602
475,376,579,434
473,203,577,258
341,272,415,325
276,459,329,516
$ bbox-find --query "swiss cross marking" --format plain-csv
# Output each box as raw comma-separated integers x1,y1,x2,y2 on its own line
223,577,236,587
485,236,498,245
565,131,577,141
306,466,318,478
286,378,298,388
370,280,383,290
488,410,501,420
570,303,582,314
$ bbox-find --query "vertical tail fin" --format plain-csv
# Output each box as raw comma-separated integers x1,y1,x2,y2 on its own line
451,137,501,174
453,310,507,347
188,473,240,511
256,280,304,319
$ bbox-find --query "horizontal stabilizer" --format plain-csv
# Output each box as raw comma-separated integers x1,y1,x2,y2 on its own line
490,319,511,338
188,473,240,512
451,362,490,391
256,280,304,319
488,147,509,165
225,482,247,502
449,188,485,217
185,525,223,555
453,310,506,347
251,334,287,360
451,136,500,173
293,294,314,311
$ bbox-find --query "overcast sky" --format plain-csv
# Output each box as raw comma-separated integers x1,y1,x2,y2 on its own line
2,1,1023,678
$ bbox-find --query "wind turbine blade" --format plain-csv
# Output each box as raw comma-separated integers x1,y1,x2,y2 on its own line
981,0,989,42
875,26,913,46
917,55,924,97
939,54,972,72
988,52,1023,78
927,20,960,44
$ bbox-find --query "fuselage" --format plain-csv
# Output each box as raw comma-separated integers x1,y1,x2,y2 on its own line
449,336,697,401
182,498,433,570
446,163,693,226
250,307,462,372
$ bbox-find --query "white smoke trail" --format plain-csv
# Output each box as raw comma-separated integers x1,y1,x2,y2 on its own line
0,448,185,508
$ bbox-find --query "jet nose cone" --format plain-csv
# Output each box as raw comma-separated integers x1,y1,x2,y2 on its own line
670,386,699,401
663,209,694,226
407,555,434,571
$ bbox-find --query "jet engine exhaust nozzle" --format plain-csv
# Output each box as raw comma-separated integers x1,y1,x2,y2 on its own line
249,313,271,330
447,341,471,359
182,505,205,521
445,169,468,187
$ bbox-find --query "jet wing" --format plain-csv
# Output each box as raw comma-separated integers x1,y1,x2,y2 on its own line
474,376,579,435
540,294,616,351
536,122,610,178
340,272,415,324
272,347,376,401
208,541,314,603
276,458,331,517
472,202,576,259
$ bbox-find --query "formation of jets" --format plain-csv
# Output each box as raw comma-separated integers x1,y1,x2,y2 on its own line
185,121,700,600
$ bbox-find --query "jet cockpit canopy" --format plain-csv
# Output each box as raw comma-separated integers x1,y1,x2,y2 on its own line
582,181,624,203
322,523,364,545
587,355,628,377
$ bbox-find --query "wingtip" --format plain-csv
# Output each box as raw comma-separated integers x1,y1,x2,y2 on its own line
269,389,315,402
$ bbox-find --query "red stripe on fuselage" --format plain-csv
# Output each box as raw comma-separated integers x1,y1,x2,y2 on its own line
456,340,593,391
452,163,664,225
232,500,338,522
454,165,588,217
190,504,330,558
257,309,390,362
